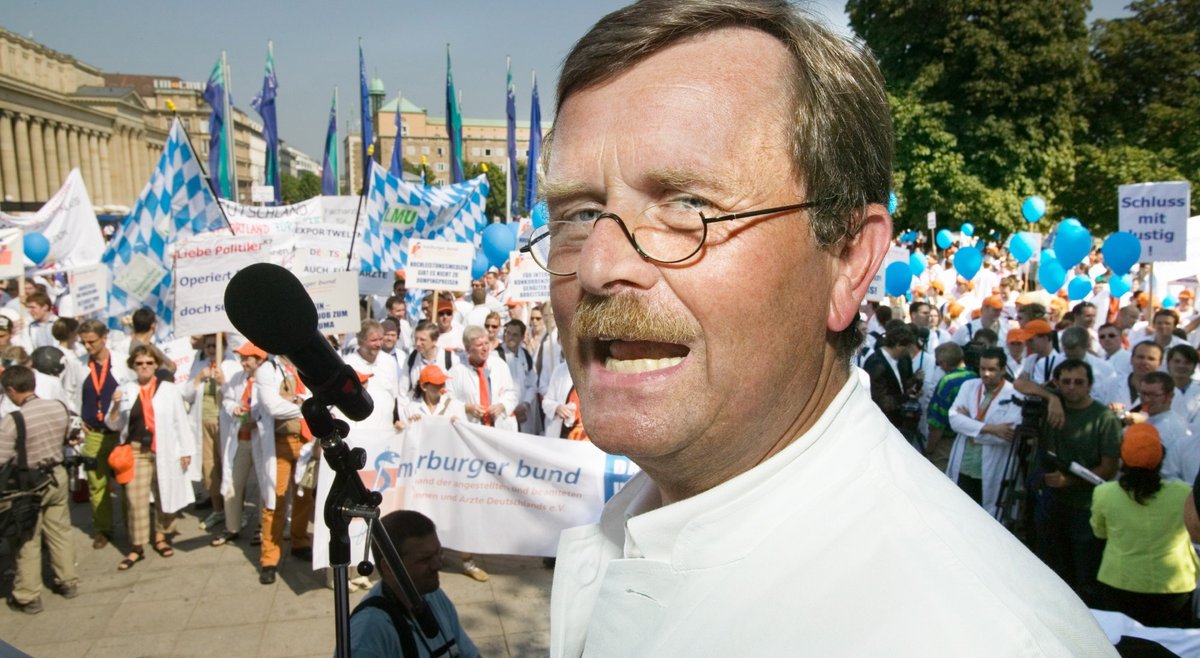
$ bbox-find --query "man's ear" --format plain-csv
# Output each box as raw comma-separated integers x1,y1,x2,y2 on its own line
828,204,892,334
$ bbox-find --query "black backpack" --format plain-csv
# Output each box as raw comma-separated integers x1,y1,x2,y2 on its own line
0,412,53,543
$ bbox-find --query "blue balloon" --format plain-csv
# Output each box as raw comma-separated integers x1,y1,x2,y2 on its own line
887,192,898,215
1054,221,1091,269
481,222,517,269
531,201,549,229
953,246,982,280
961,222,975,237
1062,217,1083,229
1109,273,1132,298
1042,248,1057,263
1102,231,1141,275
1067,276,1093,301
1038,258,1067,293
909,253,926,276
1163,296,1178,309
1009,234,1033,264
508,220,521,241
470,250,490,280
884,261,913,297
1022,196,1046,223
936,228,953,249
23,233,49,266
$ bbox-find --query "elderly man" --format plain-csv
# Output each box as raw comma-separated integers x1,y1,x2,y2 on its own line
529,1,1113,655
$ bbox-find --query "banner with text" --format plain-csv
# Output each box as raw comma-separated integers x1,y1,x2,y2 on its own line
172,234,292,336
0,169,106,269
312,418,638,569
67,263,108,316
507,251,550,302
300,270,359,336
405,239,474,292
1118,182,1192,262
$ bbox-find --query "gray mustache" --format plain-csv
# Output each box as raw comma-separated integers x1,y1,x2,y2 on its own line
571,293,700,344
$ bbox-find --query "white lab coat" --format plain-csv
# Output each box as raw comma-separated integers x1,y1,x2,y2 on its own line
220,369,276,508
181,356,240,483
945,379,1024,516
542,365,578,439
106,380,196,514
446,360,518,431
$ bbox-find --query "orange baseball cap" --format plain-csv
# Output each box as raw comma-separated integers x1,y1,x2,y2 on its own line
419,365,448,386
1024,319,1054,336
1006,328,1031,343
982,295,1004,310
1122,424,1163,469
234,342,267,359
108,444,135,485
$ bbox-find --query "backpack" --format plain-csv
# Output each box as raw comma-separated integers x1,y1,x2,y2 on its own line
0,411,53,543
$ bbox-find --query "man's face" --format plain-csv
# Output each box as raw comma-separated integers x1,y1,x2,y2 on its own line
1132,345,1163,375
388,302,406,321
1016,308,1035,327
1154,314,1178,339
485,271,497,288
1055,366,1092,407
436,307,453,332
503,325,523,352
1139,381,1173,415
385,533,443,596
1031,333,1052,356
910,305,930,328
547,29,848,477
981,305,1000,325
381,329,398,352
1098,327,1122,355
466,336,490,367
239,354,261,375
1118,307,1139,330
27,302,50,322
471,280,486,305
1006,340,1026,361
358,329,383,362
1168,353,1196,383
414,330,435,356
1075,307,1096,328
978,357,1004,390
0,330,11,348
79,331,106,358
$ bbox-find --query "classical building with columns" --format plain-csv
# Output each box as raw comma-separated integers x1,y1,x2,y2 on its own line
1,28,297,212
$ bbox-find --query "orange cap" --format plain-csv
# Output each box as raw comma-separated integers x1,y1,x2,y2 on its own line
1122,424,1163,469
982,295,1004,310
1006,328,1031,343
419,365,448,386
947,301,964,319
1024,319,1054,336
930,281,945,293
234,342,267,359
108,444,135,485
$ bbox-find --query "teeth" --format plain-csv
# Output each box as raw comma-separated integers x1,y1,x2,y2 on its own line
603,356,684,374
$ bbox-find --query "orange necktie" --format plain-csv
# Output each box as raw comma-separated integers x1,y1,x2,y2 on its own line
477,366,492,426
566,388,588,441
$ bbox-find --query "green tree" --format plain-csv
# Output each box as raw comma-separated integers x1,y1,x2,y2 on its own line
848,0,1091,233
279,172,323,204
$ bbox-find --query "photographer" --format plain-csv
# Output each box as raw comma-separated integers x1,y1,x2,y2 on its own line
1,365,79,613
1032,358,1121,608
863,326,923,447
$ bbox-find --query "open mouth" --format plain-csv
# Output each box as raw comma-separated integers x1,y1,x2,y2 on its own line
596,339,690,374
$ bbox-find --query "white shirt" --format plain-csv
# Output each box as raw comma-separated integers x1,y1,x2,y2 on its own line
1153,411,1198,484
1020,350,1063,387
446,359,518,431
1102,348,1132,379
345,350,401,432
550,378,1115,657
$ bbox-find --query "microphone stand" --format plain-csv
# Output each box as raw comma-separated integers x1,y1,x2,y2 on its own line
304,395,444,658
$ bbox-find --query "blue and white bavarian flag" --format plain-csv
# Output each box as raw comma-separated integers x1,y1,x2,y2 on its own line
359,161,490,274
101,118,225,338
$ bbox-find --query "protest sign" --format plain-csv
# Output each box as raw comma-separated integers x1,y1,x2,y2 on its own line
173,234,290,336
159,336,199,386
67,263,108,316
1118,182,1192,262
312,418,638,568
219,198,324,236
0,229,23,279
251,185,275,203
300,270,359,336
405,239,474,292
866,245,911,302
507,251,550,302
0,169,105,269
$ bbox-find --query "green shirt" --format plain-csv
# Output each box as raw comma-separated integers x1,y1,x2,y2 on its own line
1091,480,1198,594
1040,401,1122,510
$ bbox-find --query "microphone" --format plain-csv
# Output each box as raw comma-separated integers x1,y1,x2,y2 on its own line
224,263,374,422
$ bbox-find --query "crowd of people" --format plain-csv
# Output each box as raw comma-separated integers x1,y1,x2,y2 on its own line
859,242,1200,628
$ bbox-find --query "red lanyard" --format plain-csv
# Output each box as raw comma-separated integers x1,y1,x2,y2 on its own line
88,356,110,422
975,382,1001,421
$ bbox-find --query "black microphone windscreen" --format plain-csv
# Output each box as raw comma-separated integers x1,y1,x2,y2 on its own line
224,263,317,354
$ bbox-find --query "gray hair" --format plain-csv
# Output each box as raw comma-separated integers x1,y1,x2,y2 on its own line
462,325,488,350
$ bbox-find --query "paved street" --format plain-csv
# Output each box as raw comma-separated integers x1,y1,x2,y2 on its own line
1,489,553,657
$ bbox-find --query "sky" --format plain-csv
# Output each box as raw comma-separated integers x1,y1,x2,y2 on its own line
5,1,1134,159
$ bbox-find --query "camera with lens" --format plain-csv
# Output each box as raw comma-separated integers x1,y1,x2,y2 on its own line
1011,395,1047,433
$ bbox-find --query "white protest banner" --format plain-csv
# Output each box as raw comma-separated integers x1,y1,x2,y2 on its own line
173,234,289,336
67,263,108,316
0,169,105,269
218,198,324,236
251,185,274,203
291,222,356,274
312,418,638,568
1118,182,1192,262
507,251,550,302
300,270,359,335
358,270,394,297
159,337,199,386
405,239,474,292
865,245,911,302
0,229,23,279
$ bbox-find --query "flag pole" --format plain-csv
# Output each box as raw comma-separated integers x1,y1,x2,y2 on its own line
165,101,235,234
334,85,340,194
346,156,371,271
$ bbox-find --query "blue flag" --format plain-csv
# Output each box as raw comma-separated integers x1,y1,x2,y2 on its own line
446,46,465,184
506,58,519,217
201,55,232,199
251,41,280,205
321,91,339,195
359,40,373,192
524,74,542,215
389,92,404,178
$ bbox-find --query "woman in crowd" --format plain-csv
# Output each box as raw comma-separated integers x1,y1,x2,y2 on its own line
107,344,196,570
1091,423,1198,627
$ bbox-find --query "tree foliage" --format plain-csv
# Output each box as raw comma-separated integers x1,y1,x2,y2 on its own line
280,171,322,204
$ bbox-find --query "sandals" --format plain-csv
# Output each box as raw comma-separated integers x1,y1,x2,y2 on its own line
210,531,239,547
117,549,145,571
153,540,174,558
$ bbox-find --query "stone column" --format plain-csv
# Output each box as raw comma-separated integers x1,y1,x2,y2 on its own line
123,128,136,201
67,128,81,171
14,114,34,202
98,134,113,206
55,124,70,181
108,128,125,206
29,118,48,201
0,113,19,203
129,130,145,193
87,132,103,197
42,120,61,193
78,130,94,194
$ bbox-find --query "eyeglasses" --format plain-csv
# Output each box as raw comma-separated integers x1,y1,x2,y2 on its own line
134,361,158,367
520,199,825,276
485,324,500,330
437,311,453,317
1098,333,1119,339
